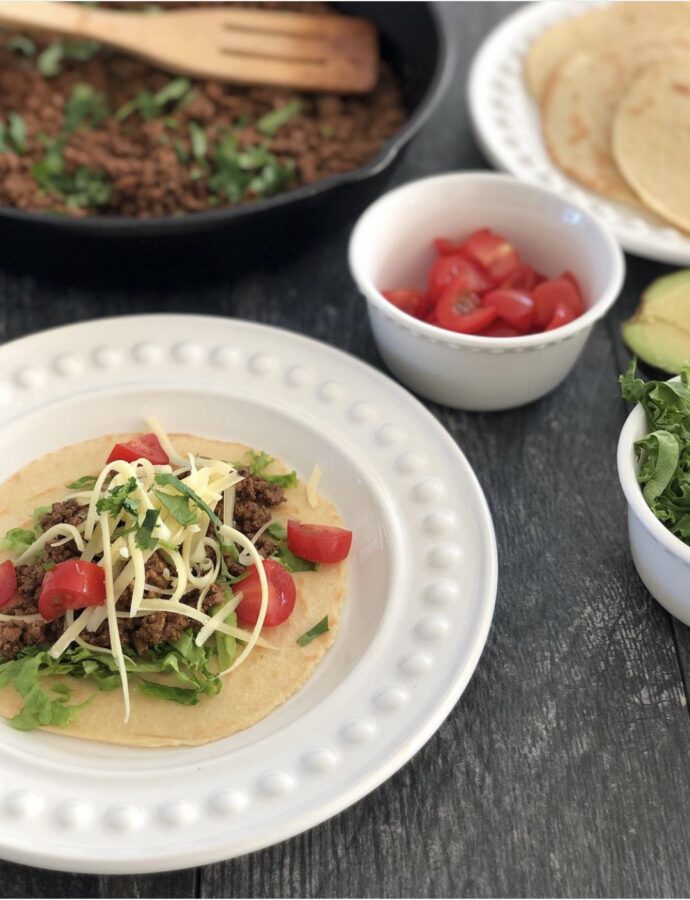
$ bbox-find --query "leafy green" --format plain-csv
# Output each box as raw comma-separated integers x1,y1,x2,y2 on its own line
153,489,197,527
135,508,160,550
256,100,301,136
96,477,138,518
0,627,227,729
188,121,207,162
208,134,295,203
214,605,237,670
0,113,27,155
63,83,109,133
297,616,329,647
241,449,298,488
154,474,221,529
32,506,51,534
116,77,191,121
620,360,690,543
265,522,316,573
66,475,98,491
37,39,100,77
0,528,35,555
6,35,36,56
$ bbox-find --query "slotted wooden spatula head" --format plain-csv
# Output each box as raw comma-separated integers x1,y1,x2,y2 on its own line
0,2,380,93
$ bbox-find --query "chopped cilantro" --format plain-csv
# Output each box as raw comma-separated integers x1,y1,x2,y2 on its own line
154,474,221,529
153,489,197,527
188,121,207,162
96,477,138,518
6,35,36,56
257,100,301,137
241,449,297,488
37,39,100,77
135,508,160,550
63,83,109,133
116,77,191,122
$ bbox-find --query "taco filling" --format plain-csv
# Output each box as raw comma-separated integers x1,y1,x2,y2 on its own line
0,420,351,745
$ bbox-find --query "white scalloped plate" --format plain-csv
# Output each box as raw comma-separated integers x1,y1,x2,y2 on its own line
468,0,690,265
0,315,496,874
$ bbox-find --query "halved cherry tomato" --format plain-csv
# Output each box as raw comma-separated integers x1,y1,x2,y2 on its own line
560,271,585,315
382,289,430,320
545,301,577,331
436,280,497,334
481,289,535,335
433,237,464,256
0,560,16,609
287,520,352,564
531,278,582,329
235,559,296,628
107,433,169,466
428,254,491,299
481,321,521,338
461,229,520,282
500,264,539,292
38,560,105,621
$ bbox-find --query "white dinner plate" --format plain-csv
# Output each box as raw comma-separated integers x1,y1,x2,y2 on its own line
468,1,690,265
0,315,497,874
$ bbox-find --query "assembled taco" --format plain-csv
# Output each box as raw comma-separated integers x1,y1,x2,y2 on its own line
0,419,350,747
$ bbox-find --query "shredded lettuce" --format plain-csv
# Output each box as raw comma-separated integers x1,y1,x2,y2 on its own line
32,505,51,534
0,527,36,555
265,523,316,573
620,360,690,542
0,629,225,730
241,450,298,488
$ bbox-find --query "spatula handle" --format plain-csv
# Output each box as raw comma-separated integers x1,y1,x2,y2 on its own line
0,1,126,42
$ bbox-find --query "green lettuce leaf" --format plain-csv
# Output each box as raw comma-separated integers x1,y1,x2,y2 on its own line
0,527,36,555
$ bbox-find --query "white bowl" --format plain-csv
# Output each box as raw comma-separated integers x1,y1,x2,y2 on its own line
618,387,690,625
348,172,625,411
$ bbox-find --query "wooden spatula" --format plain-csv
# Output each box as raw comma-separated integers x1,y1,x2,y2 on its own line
0,2,379,93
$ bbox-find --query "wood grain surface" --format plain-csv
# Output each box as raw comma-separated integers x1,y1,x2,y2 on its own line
1,3,689,897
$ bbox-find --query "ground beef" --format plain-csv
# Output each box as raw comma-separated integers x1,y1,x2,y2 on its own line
40,500,88,563
0,2,406,218
233,469,286,536
0,614,60,660
14,563,45,609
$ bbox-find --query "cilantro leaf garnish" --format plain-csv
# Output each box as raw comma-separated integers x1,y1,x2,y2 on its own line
135,508,160,550
37,39,100,78
154,474,221,529
96,477,138,518
66,475,98,491
297,616,329,647
154,489,197,527
241,450,297,488
116,77,191,122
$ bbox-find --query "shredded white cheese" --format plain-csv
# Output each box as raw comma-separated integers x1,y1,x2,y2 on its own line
306,464,322,509
145,416,188,466
99,513,131,722
195,592,243,647
16,524,84,565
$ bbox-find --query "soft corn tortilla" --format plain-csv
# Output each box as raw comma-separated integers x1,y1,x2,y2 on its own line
0,434,347,747
612,61,690,233
525,2,690,102
542,43,690,205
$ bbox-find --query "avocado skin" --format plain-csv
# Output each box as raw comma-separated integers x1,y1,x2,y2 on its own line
623,270,690,374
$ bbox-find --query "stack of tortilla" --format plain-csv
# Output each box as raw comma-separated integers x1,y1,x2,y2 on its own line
525,2,690,232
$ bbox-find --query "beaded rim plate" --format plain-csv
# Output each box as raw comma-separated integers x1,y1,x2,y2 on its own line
0,315,497,874
467,0,690,265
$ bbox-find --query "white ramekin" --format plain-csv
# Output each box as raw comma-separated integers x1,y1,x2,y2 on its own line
618,387,690,625
349,172,625,411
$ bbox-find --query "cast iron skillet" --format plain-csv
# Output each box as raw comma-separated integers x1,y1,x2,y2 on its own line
0,2,451,281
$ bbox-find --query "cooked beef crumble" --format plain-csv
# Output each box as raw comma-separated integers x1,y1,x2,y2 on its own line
0,468,286,660
0,3,406,217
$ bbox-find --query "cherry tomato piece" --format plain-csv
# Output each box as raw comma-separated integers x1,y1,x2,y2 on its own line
545,301,577,332
428,254,491,300
287,520,352,564
38,560,105,621
560,271,585,315
381,289,430,320
481,289,535,335
480,321,521,338
500,264,539,292
235,559,296,628
531,278,583,329
435,280,498,334
0,560,16,609
107,433,169,466
433,237,463,256
461,229,520,282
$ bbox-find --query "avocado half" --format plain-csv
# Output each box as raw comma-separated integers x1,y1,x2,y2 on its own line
623,270,690,373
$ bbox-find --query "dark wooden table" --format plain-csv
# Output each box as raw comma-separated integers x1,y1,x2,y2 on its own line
2,3,689,897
